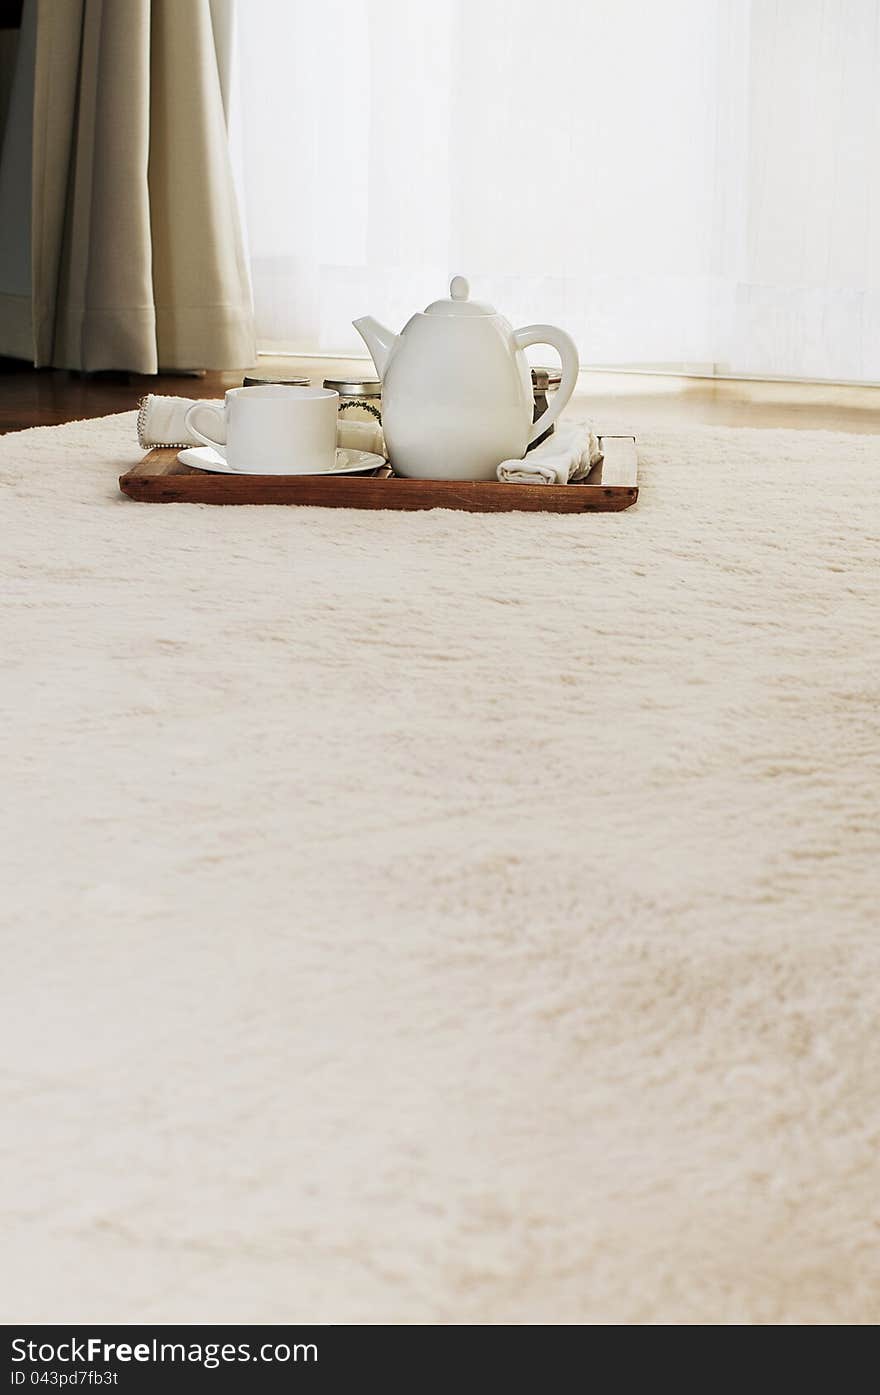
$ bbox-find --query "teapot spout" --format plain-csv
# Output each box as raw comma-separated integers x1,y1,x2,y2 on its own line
352,316,399,378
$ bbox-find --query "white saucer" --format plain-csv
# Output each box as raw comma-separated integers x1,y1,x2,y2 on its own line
178,446,386,476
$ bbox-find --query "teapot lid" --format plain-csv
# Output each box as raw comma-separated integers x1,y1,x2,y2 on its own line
423,275,494,318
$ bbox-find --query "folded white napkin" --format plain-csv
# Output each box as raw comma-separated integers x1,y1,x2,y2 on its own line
497,421,602,485
136,393,386,457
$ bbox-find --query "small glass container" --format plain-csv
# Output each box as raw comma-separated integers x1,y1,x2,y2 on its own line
530,365,562,447
323,376,382,424
242,374,311,388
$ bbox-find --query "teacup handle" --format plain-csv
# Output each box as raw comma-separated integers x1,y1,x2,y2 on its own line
513,324,580,446
185,402,228,458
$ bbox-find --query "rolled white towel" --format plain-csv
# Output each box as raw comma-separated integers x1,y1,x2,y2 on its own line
497,421,602,485
137,393,386,457
336,417,386,456
137,394,222,449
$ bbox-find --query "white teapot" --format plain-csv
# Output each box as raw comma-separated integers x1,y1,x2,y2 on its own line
354,276,579,481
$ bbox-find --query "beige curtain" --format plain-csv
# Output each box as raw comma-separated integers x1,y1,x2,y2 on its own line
0,0,35,360
11,0,254,371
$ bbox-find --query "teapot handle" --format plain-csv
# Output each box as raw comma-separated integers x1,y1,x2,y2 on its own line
513,325,580,446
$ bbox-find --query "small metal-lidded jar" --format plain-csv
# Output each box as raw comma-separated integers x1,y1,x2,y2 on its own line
323,376,382,424
243,374,311,388
530,365,562,448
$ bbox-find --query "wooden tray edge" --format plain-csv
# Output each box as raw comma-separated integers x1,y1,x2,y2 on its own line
119,436,638,513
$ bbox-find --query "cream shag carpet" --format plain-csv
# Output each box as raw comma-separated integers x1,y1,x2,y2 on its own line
1,411,879,1326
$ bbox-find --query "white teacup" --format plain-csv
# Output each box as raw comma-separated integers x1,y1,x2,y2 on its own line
185,385,339,474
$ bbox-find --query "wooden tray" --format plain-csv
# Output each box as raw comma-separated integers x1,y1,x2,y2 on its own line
119,436,637,513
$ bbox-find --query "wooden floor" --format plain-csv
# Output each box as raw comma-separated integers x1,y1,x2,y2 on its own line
2,354,880,436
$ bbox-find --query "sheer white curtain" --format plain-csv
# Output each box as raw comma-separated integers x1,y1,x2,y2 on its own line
236,0,880,382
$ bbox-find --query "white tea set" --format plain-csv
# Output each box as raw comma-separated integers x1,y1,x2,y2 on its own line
356,275,578,480
183,275,579,482
181,386,383,477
